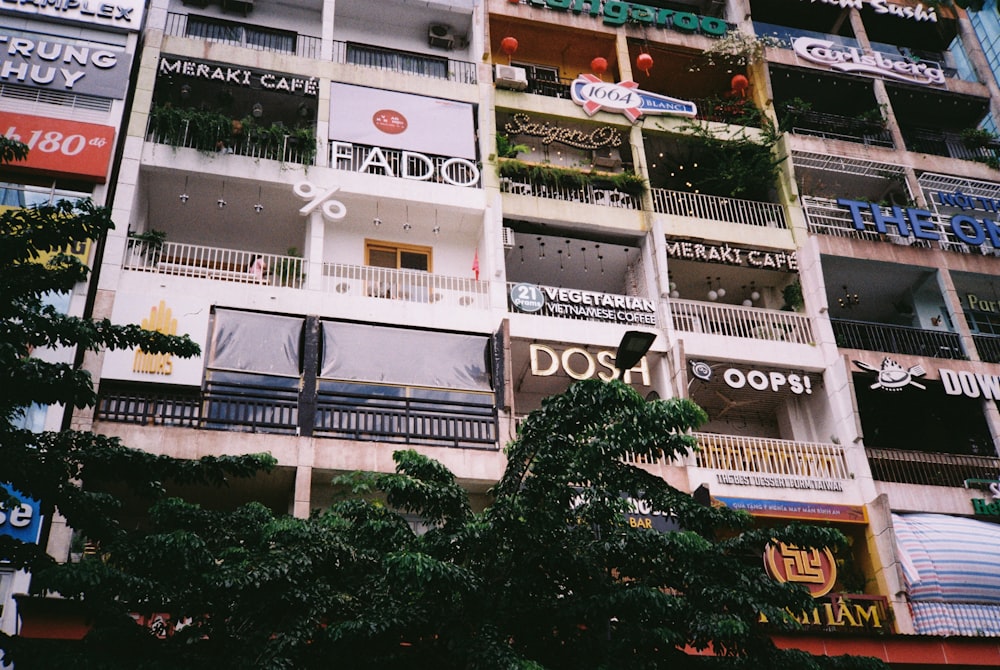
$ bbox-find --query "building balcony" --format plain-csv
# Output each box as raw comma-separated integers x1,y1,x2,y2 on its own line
333,41,478,85
901,127,1000,166
832,318,966,360
973,334,1000,364
867,447,1000,487
164,11,322,59
124,239,306,288
781,108,893,148
692,433,852,481
669,298,814,344
325,264,490,310
651,188,787,229
498,172,642,210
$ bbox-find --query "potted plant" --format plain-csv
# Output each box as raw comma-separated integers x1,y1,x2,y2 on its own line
781,279,804,311
129,229,166,264
496,133,530,159
961,127,998,149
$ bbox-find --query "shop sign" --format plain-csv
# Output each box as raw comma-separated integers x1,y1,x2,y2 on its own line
571,75,696,122
966,293,1000,312
715,473,843,491
690,360,814,395
760,595,890,629
529,343,651,386
837,197,1000,250
0,0,145,31
854,358,927,391
511,283,657,325
624,496,681,531
793,38,946,87
941,368,1000,399
0,484,42,545
503,113,622,150
971,482,1000,517
158,57,318,97
798,0,937,22
765,541,837,597
131,300,177,377
716,497,867,523
525,0,730,36
329,142,480,187
665,240,798,271
1,111,115,182
0,30,129,98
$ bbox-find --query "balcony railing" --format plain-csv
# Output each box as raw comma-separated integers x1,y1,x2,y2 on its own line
867,447,1000,487
651,188,787,228
669,298,814,344
973,334,1000,364
524,75,572,99
782,108,893,148
333,41,477,84
802,196,984,254
164,12,321,58
123,239,306,289
145,118,316,166
694,433,851,479
499,176,641,209
902,128,1000,165
96,382,499,450
323,264,490,310
329,141,481,188
832,319,966,359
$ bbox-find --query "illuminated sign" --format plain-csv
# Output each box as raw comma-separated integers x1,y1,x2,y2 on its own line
158,57,319,97
1,111,115,182
665,240,798,271
838,196,1000,250
798,0,937,22
854,358,927,391
524,0,730,36
571,75,696,122
764,541,837,597
529,343,651,385
793,38,945,87
0,485,42,545
971,482,1000,517
0,30,129,98
511,284,657,325
503,113,623,150
0,0,145,31
690,361,814,395
329,142,480,187
941,368,1000,399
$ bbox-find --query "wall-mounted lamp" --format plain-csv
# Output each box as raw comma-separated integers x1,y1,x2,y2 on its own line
180,84,191,100
217,181,227,209
252,102,264,119
179,175,190,203
837,285,860,309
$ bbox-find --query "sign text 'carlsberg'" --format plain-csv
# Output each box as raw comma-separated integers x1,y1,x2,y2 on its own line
793,37,945,87
571,75,697,122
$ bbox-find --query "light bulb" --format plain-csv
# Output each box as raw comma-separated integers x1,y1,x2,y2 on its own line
751,290,760,301
743,299,752,307
717,288,726,298
708,290,718,301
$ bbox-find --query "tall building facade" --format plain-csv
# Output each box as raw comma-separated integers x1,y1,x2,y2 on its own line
6,0,1000,662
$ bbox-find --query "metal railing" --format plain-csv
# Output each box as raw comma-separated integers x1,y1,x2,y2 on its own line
832,319,966,359
329,141,481,188
651,188,787,228
96,385,201,427
782,108,893,148
694,433,851,479
323,264,490,309
973,334,1000,364
669,298,814,344
499,176,641,209
314,389,497,449
902,128,1000,164
802,196,979,253
123,239,306,289
867,447,1000,487
164,12,321,59
203,379,300,434
333,41,477,84
146,117,316,166
525,76,572,99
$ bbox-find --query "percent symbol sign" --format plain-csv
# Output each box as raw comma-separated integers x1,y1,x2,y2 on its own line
293,181,347,223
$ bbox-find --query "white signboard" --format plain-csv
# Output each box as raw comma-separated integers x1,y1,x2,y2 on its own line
793,38,945,87
0,0,146,32
102,294,209,386
329,83,476,160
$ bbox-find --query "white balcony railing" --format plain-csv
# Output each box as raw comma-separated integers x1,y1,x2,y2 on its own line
668,298,813,344
693,433,851,479
123,239,306,288
651,188,787,229
322,263,490,309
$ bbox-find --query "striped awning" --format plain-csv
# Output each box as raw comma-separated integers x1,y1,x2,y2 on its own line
910,602,1000,637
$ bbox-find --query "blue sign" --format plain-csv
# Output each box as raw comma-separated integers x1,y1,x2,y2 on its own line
0,485,43,545
571,75,697,122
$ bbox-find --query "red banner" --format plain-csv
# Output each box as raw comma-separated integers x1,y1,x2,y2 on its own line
1,112,115,183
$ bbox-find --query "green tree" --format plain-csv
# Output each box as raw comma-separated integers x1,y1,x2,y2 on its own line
0,136,273,666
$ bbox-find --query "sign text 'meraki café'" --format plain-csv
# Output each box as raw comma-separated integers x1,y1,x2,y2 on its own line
666,240,798,271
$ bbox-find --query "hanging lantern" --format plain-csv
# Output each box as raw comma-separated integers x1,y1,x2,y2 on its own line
590,57,608,76
636,52,653,76
500,36,519,56
730,74,750,97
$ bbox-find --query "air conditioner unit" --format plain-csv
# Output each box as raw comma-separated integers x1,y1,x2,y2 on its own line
502,226,515,249
428,24,456,50
495,65,528,91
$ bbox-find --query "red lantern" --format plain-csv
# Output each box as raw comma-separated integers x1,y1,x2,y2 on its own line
730,74,750,97
636,52,653,76
500,36,519,56
590,57,608,76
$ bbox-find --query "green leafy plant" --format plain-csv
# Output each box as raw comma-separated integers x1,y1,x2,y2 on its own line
128,228,167,262
961,127,999,149
777,97,814,132
498,159,646,195
698,95,764,128
690,31,784,71
782,278,804,311
495,132,530,159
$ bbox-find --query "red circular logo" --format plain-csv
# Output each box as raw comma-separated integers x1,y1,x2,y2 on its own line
372,109,407,134
763,541,837,598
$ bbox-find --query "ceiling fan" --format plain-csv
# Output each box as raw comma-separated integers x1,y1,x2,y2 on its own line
713,390,758,417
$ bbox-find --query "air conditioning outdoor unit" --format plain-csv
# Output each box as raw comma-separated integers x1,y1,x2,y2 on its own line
428,24,456,50
502,226,516,249
495,65,528,91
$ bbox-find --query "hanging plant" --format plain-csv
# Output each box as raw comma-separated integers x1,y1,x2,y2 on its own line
690,31,783,72
498,159,647,195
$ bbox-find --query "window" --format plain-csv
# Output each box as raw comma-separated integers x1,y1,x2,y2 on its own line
365,240,431,272
346,44,448,79
186,16,296,54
